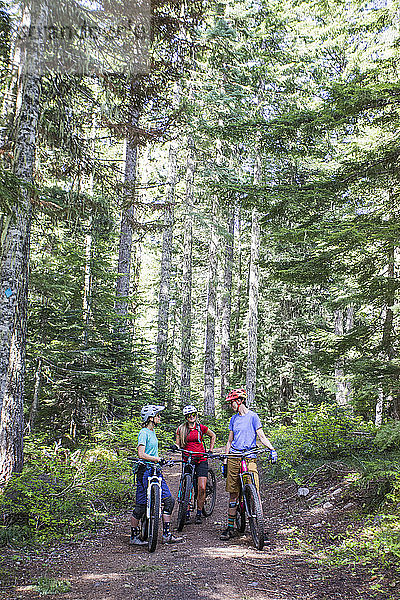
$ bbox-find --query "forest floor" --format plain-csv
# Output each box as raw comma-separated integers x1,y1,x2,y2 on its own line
0,460,397,600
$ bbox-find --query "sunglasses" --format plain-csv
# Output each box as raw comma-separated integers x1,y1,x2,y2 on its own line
186,413,197,418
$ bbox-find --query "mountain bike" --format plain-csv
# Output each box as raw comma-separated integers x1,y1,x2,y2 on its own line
132,458,174,553
216,447,269,550
174,450,217,531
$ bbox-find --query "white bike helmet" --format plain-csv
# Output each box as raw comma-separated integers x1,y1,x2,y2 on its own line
141,404,165,423
183,404,197,417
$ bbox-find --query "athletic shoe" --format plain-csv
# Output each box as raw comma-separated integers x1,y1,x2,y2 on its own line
220,527,237,541
129,534,147,546
162,533,184,544
195,513,202,524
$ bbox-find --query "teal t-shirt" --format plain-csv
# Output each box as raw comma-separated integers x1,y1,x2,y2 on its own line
137,427,158,464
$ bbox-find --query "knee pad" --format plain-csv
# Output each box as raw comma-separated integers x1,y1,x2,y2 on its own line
132,503,146,520
229,501,238,509
162,495,175,515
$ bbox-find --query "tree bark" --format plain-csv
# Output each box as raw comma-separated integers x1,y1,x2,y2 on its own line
114,100,138,323
180,136,195,407
220,210,234,400
334,306,354,407
246,157,261,407
204,198,218,416
232,207,243,379
155,138,177,401
0,2,46,483
27,357,42,432
381,244,400,419
375,388,384,427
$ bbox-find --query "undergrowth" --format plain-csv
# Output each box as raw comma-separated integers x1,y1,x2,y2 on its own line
265,407,400,575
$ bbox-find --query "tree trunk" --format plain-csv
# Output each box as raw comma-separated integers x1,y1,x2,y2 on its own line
246,157,261,406
27,357,42,432
204,198,218,416
382,244,400,418
334,306,354,407
232,207,243,379
0,2,46,484
155,138,177,402
111,83,139,416
220,210,234,400
375,388,384,427
115,103,138,323
83,217,93,350
180,136,195,407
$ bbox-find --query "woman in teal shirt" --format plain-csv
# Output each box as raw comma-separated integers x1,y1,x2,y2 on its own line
130,404,183,545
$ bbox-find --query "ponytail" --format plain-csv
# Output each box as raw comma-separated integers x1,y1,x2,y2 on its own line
177,422,190,448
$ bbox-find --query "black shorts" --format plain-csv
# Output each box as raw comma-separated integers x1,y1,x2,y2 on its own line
193,460,209,478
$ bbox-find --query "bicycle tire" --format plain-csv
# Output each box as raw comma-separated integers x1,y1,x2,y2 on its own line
177,473,192,531
148,484,161,553
235,491,246,532
202,468,217,517
244,483,265,550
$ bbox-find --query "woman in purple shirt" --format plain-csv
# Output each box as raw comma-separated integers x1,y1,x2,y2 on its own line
220,388,277,541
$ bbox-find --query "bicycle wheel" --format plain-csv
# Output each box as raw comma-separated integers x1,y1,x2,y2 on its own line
177,474,192,531
244,483,264,550
235,491,246,533
148,484,161,553
202,468,217,517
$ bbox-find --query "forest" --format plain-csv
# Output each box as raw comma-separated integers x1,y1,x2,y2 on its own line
1,0,400,598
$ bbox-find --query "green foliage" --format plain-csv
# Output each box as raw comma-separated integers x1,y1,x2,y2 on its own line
374,421,400,452
33,577,71,595
0,441,135,545
272,405,375,472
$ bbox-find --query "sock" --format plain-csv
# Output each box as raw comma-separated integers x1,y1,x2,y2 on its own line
197,509,202,516
228,515,235,529
131,526,139,538
163,522,170,536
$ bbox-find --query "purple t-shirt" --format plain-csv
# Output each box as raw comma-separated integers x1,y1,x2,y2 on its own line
229,410,262,454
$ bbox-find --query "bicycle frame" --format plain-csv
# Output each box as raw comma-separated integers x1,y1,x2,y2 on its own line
146,465,163,521
238,456,257,494
175,449,217,529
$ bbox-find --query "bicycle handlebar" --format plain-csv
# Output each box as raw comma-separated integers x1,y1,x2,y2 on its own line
211,447,271,460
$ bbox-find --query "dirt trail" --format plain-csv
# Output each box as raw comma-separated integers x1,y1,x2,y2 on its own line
0,464,388,600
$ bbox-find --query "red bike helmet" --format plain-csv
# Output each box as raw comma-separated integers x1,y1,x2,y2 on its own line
226,388,246,406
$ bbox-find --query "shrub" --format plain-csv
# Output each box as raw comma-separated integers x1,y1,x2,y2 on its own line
374,421,400,452
0,442,135,545
271,404,375,468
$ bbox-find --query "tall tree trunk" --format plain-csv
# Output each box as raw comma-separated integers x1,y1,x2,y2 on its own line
204,198,218,416
246,157,261,406
83,216,93,350
375,388,384,427
111,83,139,415
115,106,138,323
180,136,195,407
154,138,177,402
232,207,243,379
27,358,42,433
382,244,400,419
334,306,354,407
0,2,46,483
220,210,234,400
82,101,97,351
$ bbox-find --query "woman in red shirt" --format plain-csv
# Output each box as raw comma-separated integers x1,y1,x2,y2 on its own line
175,405,216,523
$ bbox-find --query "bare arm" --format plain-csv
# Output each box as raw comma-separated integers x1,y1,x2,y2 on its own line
225,430,234,455
205,427,216,452
137,444,160,463
175,432,181,448
256,428,275,451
